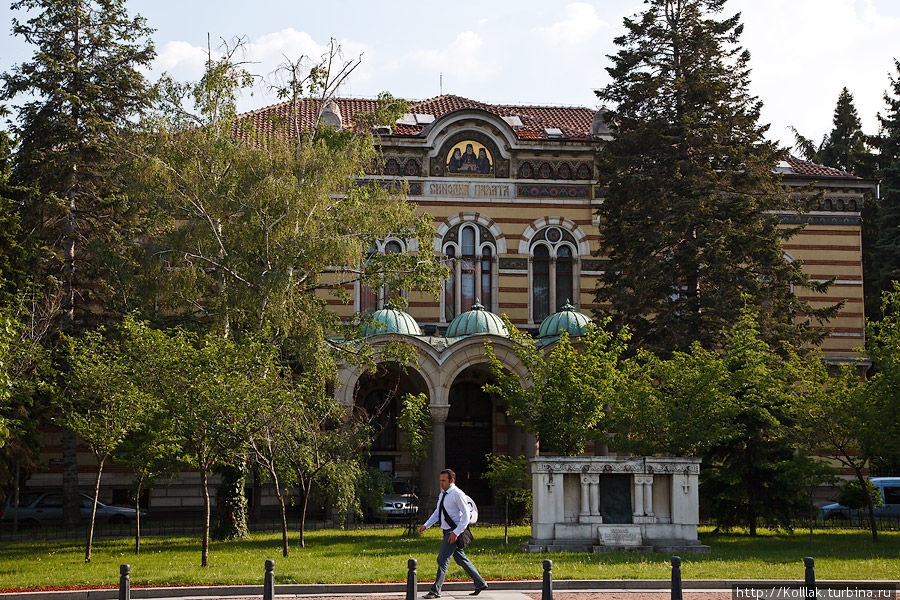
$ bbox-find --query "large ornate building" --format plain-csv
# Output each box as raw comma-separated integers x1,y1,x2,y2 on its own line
239,94,872,506
28,94,874,514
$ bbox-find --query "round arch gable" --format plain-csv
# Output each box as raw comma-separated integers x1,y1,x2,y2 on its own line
433,212,508,254
518,216,591,256
424,109,518,158
428,126,511,179
436,335,528,404
335,337,441,409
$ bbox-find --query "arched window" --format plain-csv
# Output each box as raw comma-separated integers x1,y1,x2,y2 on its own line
441,222,497,321
357,239,407,312
530,226,580,323
444,246,456,322
383,240,403,304
556,245,573,307
533,245,550,322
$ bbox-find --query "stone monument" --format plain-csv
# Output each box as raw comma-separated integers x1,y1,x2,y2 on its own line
523,456,710,553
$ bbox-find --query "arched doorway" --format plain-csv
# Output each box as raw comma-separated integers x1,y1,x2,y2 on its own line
354,363,429,482
446,365,496,507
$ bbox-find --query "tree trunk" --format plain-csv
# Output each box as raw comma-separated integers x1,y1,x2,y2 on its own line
12,460,20,534
135,474,144,555
504,492,509,544
273,475,289,557
62,429,80,528
201,467,211,566
299,480,310,549
854,469,878,542
85,454,106,563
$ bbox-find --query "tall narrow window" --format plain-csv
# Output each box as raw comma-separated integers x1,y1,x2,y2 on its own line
461,226,476,311
556,245,573,310
360,244,378,313
533,245,550,322
383,240,402,305
444,246,456,322
442,222,497,320
481,247,492,311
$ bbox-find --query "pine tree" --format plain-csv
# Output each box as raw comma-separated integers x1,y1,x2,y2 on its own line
869,60,900,319
791,87,874,177
593,0,836,354
2,0,156,325
1,0,155,527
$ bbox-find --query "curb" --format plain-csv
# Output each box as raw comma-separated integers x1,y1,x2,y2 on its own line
8,580,900,600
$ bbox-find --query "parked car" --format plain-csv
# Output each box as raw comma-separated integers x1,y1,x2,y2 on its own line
1,492,146,528
821,477,900,520
376,480,419,521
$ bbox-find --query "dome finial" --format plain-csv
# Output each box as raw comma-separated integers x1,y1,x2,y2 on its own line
472,298,484,310
561,299,575,311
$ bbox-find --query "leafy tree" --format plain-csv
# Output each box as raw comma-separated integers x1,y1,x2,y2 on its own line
868,60,900,321
836,478,883,514
399,392,432,465
790,350,890,542
593,0,835,355
612,343,738,457
482,453,530,544
127,319,281,567
484,317,627,456
271,383,372,548
126,40,442,537
64,323,150,562
791,87,874,177
2,0,155,527
698,311,808,534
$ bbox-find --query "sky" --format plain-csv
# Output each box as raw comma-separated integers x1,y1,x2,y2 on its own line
1,0,899,147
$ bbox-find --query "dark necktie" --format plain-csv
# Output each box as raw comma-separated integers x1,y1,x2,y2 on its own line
439,492,447,528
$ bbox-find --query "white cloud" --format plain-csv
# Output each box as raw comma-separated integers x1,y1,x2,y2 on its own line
155,40,212,80
406,31,496,83
739,0,900,145
536,2,609,46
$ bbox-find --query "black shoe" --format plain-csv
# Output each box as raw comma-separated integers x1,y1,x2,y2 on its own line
424,593,441,599
471,584,489,596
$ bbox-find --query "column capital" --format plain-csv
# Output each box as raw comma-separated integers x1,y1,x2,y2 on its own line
429,404,450,423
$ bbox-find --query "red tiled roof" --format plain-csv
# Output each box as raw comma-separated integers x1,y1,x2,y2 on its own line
784,156,856,178
234,94,596,142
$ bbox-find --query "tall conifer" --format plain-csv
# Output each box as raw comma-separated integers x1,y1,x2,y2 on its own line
1,0,155,527
870,60,900,315
594,0,836,354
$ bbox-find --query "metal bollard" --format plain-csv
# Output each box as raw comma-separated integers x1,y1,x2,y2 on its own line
671,556,683,600
804,557,816,599
264,559,275,600
406,558,418,600
542,559,553,600
118,564,131,600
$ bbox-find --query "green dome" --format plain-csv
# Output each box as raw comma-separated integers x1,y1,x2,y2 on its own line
361,308,423,337
446,300,508,338
538,300,591,338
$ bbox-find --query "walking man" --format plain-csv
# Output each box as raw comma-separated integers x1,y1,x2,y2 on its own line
418,469,488,598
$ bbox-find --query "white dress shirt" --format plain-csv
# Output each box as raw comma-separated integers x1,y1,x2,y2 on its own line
423,483,470,536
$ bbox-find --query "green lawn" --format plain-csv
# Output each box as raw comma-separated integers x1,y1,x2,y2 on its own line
1,526,898,591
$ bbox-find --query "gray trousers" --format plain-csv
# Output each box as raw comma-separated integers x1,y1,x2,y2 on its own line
430,529,486,594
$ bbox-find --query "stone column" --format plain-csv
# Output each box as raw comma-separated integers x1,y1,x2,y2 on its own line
549,257,557,314
425,404,450,505
633,475,655,522
641,475,654,516
633,475,645,517
589,475,601,517
579,475,591,519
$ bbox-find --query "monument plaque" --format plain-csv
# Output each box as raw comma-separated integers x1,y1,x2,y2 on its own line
598,525,642,546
